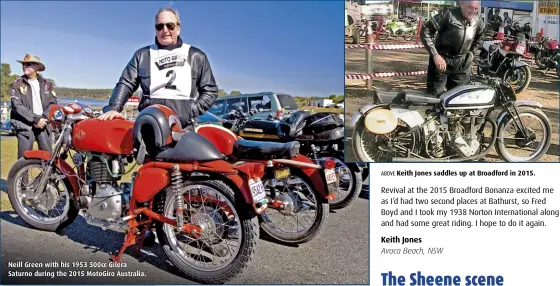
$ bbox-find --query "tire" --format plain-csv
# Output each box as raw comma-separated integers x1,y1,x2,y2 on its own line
7,158,79,232
328,160,362,210
534,50,547,70
495,107,552,162
259,168,329,245
352,116,422,162
154,179,258,284
361,165,369,182
503,65,531,94
378,32,389,41
352,117,374,162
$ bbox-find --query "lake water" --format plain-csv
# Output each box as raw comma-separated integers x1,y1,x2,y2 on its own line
1,98,111,108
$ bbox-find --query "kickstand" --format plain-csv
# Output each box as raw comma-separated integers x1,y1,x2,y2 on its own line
110,230,138,263
133,228,148,257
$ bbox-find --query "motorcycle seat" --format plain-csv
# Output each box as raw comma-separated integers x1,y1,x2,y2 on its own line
155,132,224,162
232,139,300,160
277,111,311,140
375,90,405,104
402,90,440,105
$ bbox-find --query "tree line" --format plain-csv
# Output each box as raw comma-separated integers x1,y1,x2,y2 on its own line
1,63,342,104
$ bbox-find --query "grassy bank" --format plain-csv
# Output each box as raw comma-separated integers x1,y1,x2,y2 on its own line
299,106,344,114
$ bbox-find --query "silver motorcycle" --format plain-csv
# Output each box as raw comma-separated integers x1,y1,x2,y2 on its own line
350,75,552,162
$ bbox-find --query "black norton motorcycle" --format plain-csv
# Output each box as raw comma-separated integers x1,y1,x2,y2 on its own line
218,108,364,210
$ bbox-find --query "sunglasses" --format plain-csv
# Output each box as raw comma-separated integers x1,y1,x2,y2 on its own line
155,22,177,31
22,63,34,67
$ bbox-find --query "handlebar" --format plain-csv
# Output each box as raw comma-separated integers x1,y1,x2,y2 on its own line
470,74,503,87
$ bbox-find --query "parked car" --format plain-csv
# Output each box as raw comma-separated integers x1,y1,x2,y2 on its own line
196,111,223,125
201,92,299,123
330,102,344,109
1,120,15,136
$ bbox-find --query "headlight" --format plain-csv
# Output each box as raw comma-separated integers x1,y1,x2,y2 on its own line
53,109,64,121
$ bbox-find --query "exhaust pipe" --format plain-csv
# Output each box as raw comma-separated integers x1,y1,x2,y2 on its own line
272,159,321,169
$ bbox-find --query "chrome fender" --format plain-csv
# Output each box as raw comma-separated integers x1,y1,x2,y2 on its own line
497,100,543,125
512,60,528,68
350,104,425,130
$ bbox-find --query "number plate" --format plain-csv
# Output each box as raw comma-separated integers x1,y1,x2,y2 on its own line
249,179,266,202
325,169,337,184
516,45,526,54
274,168,290,180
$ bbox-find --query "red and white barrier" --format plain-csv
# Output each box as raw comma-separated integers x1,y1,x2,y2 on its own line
346,40,536,50
346,43,425,50
345,34,537,82
346,71,428,80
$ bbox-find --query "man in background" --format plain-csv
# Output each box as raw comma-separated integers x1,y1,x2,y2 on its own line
420,0,485,96
9,54,57,159
489,8,502,32
1,103,8,122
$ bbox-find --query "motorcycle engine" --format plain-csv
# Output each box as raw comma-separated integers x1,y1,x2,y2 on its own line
446,110,488,157
78,153,132,233
424,112,446,158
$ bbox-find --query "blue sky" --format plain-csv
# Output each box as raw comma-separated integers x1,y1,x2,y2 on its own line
0,1,343,97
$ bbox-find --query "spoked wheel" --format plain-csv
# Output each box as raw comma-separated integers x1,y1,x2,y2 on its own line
534,51,547,70
403,33,414,41
320,157,362,210
155,180,258,284
352,117,422,162
377,31,390,41
7,158,79,232
495,107,552,162
259,169,329,245
503,66,531,94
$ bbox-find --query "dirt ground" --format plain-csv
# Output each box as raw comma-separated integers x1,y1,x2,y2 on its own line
344,40,560,162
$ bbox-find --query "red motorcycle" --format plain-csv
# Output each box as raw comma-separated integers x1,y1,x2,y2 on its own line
500,33,528,57
533,36,560,71
195,123,338,245
7,102,315,284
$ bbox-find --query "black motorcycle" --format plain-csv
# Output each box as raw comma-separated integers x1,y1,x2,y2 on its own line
221,108,365,210
476,33,532,94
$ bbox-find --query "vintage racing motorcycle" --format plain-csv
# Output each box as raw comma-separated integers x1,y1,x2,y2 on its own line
532,36,559,71
208,107,363,210
7,102,334,284
350,74,551,163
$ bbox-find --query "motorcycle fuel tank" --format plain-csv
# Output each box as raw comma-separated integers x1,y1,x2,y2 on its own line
195,124,239,156
440,85,496,110
72,118,135,155
545,40,559,50
239,120,280,140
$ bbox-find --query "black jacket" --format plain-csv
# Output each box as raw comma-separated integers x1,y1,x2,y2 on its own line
9,74,57,131
103,36,219,127
420,7,485,58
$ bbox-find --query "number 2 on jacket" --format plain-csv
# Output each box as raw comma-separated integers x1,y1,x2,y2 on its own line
165,70,176,90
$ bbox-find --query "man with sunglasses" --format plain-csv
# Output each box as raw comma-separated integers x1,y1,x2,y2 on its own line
99,8,218,130
9,54,57,159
